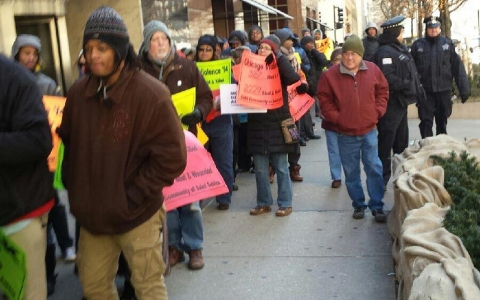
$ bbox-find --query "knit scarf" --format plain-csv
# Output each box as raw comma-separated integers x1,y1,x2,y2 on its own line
280,46,300,73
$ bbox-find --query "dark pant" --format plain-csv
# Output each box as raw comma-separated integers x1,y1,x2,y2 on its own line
418,91,452,138
202,115,234,204
46,191,74,277
300,109,314,138
377,100,409,185
237,122,252,170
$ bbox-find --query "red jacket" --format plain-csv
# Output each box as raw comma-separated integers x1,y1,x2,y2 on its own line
317,61,389,136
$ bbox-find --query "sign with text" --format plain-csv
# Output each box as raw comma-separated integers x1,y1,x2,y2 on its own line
0,229,26,300
43,96,66,172
163,131,228,211
196,59,231,91
220,84,267,114
287,81,315,121
236,52,283,109
315,37,334,58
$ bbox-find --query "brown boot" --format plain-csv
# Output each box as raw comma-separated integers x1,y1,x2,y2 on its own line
188,249,205,270
289,165,303,182
168,246,185,267
269,165,275,183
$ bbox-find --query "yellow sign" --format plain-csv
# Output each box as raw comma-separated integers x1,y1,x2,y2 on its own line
171,88,196,130
196,59,232,91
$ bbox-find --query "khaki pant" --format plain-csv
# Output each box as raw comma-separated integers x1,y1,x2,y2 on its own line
77,208,167,300
9,213,49,300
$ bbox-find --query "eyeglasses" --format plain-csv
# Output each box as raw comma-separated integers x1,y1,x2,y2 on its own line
198,48,213,52
258,46,272,52
342,51,360,58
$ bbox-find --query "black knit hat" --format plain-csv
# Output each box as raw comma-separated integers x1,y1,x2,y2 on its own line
300,36,314,47
196,35,217,51
83,6,130,61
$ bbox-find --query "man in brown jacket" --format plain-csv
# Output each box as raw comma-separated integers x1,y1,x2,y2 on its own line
139,20,213,271
57,6,186,299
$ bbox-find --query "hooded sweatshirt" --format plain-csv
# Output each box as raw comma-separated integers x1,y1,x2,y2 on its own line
11,34,59,96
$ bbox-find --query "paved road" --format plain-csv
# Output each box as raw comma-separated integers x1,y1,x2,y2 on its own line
49,118,480,300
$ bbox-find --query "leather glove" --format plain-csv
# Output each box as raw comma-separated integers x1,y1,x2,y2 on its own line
296,82,308,95
461,94,469,103
265,53,275,65
181,108,203,126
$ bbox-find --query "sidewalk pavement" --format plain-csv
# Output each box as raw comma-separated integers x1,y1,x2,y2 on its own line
49,118,480,300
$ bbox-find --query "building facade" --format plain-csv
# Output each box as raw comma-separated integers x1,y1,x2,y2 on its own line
0,0,363,93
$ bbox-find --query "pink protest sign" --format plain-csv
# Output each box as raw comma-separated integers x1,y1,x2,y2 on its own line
163,130,229,211
287,81,315,122
236,52,283,109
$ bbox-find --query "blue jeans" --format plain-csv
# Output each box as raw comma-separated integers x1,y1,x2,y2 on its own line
167,201,203,251
253,153,292,208
325,130,342,181
337,129,384,210
202,115,234,204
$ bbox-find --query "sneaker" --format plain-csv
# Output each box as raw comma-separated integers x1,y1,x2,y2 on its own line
168,246,185,266
275,207,292,217
352,207,365,219
250,205,271,215
372,209,387,223
188,249,204,270
232,183,239,191
63,246,76,263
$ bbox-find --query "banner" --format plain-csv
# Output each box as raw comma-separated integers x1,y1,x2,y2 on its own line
43,96,66,172
220,84,267,114
236,52,283,109
0,229,26,300
287,81,315,121
163,130,228,211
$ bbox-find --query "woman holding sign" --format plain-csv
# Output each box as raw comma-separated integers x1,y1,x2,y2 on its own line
194,34,234,211
247,35,308,217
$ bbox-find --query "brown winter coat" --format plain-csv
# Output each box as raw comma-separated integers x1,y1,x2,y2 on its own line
58,65,187,234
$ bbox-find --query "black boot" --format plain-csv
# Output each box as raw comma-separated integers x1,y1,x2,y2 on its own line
45,243,57,296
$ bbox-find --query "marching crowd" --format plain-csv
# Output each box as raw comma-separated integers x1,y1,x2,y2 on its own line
0,4,471,300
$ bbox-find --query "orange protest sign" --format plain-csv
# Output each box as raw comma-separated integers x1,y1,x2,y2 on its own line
287,81,315,122
163,130,229,211
42,96,66,172
232,64,241,82
236,52,283,109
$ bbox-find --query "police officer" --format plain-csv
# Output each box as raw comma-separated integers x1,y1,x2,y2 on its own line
373,15,424,188
411,16,470,138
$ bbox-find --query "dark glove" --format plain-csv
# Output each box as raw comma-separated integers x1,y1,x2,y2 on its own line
265,53,274,65
296,82,308,95
461,94,469,104
181,108,203,126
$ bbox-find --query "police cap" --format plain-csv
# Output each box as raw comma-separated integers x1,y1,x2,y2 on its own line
380,15,405,30
424,16,441,28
